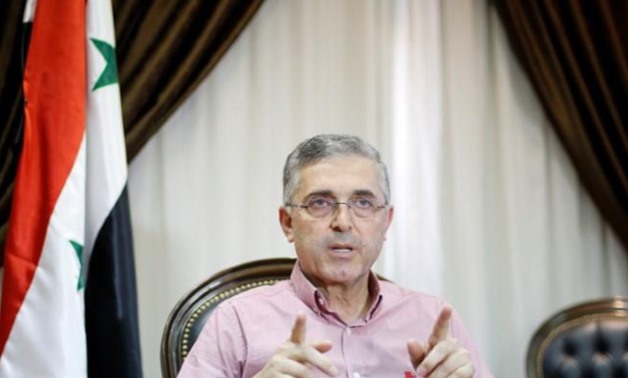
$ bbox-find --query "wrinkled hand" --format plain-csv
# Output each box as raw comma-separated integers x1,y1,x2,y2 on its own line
407,306,475,377
253,313,338,378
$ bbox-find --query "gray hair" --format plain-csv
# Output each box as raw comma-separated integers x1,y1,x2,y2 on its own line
282,134,390,204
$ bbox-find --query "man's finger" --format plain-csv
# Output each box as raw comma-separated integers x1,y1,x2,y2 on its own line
417,340,472,378
407,338,427,369
429,305,452,344
301,343,338,376
311,340,334,354
289,313,307,344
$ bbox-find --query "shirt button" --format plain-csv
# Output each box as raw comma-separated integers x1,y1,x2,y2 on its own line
346,327,352,335
353,372,361,378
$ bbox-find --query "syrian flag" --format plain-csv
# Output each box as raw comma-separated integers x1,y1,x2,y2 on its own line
0,0,142,376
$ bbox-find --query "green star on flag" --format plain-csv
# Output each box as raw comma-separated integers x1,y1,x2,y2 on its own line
70,240,84,290
90,38,118,90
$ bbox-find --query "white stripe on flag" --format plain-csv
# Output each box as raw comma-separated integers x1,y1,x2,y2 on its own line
84,0,128,275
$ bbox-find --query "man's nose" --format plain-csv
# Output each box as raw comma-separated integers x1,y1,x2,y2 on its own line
330,203,353,231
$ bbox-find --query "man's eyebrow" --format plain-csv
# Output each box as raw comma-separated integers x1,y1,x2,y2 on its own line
352,189,377,198
304,190,334,199
303,189,378,200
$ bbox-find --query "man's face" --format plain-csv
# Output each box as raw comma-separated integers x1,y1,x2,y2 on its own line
279,154,394,288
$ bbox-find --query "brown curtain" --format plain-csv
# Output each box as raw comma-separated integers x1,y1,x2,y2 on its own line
494,0,628,250
0,0,265,261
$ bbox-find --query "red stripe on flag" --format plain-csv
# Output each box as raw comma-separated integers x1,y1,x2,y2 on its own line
0,0,86,355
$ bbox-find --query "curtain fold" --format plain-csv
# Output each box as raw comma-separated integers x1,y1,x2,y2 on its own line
0,0,27,263
113,0,265,161
493,0,628,249
0,0,265,260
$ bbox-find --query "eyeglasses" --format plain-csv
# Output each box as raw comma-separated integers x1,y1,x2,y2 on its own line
286,197,387,219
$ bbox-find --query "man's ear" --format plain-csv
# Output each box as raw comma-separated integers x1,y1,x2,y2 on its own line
279,206,295,243
385,205,394,230
383,205,394,240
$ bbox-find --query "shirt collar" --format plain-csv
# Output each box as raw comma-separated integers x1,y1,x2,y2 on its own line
290,261,383,323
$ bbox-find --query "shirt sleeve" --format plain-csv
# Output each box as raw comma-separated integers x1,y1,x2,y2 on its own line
177,303,246,378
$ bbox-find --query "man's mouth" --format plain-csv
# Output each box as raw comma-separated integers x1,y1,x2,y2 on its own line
330,244,354,254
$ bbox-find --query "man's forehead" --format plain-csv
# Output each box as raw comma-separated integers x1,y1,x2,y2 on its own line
299,155,378,175
296,155,383,196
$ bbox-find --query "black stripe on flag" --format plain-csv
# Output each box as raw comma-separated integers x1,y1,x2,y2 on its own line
85,187,142,377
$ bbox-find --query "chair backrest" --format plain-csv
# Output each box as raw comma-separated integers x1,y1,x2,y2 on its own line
160,257,296,378
526,296,628,378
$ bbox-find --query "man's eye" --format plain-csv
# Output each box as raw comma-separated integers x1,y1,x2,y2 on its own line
308,198,331,208
353,198,374,209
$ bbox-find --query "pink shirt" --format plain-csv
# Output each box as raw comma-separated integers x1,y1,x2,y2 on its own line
179,264,493,378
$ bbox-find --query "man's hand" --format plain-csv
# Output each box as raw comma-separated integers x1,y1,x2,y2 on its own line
407,306,475,377
253,314,338,378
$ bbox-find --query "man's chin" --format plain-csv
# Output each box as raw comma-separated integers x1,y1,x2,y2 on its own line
320,267,368,287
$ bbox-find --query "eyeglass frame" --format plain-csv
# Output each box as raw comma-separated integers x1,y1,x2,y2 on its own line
284,196,389,219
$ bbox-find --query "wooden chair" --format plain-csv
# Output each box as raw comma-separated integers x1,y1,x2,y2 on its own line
160,258,296,378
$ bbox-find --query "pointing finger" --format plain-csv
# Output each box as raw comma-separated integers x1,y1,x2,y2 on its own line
289,313,306,344
429,305,452,345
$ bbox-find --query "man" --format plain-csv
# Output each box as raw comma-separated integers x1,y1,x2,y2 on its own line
179,134,492,377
